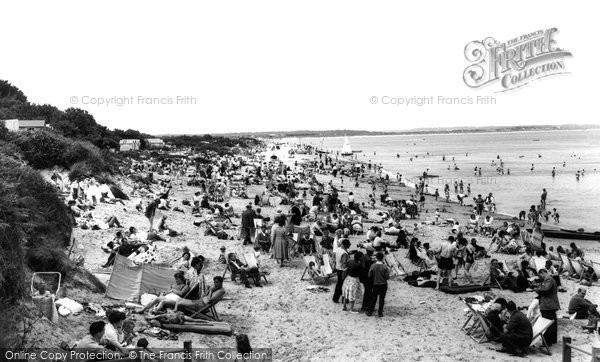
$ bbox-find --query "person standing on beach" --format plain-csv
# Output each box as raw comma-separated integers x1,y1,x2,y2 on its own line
535,268,560,346
540,188,547,209
333,239,350,303
241,203,256,245
552,167,556,177
360,247,375,313
144,198,160,231
436,236,456,289
271,217,289,267
467,184,471,196
367,252,389,317
475,195,484,216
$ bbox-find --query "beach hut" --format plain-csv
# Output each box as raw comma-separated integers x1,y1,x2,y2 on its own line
119,139,141,151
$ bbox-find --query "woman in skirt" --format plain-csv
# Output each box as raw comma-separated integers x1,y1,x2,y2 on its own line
342,252,364,313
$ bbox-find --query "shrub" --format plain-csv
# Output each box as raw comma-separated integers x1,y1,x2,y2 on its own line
12,129,68,169
0,155,72,304
68,160,110,182
0,226,26,304
62,141,98,166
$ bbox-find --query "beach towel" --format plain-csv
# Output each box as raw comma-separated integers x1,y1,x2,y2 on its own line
105,254,174,302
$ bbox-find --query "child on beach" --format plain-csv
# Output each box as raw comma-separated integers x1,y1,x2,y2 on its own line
553,208,560,223
434,189,439,200
435,208,440,224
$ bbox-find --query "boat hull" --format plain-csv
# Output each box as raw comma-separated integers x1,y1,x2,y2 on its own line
527,228,600,241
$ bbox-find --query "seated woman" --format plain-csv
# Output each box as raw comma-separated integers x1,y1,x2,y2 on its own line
327,213,341,232
308,261,329,285
310,220,324,237
191,201,202,216
137,271,190,314
362,230,388,251
481,215,495,236
470,238,488,258
395,229,409,249
569,242,585,260
467,214,479,233
351,216,364,235
520,260,538,281
173,251,192,272
417,242,437,269
408,237,422,264
223,203,236,218
157,215,181,237
101,232,125,268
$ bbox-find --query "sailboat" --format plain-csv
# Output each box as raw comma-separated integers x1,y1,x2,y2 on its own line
341,136,353,156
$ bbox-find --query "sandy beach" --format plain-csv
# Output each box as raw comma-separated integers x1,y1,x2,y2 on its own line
31,145,600,362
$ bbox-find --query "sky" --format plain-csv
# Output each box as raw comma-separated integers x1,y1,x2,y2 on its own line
1,1,598,135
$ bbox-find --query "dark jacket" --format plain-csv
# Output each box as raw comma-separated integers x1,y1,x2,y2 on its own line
505,310,533,342
241,208,256,228
536,275,560,311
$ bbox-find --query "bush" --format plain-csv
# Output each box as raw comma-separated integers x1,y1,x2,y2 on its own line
12,129,112,181
12,129,69,169
62,141,99,166
0,226,26,304
68,160,111,182
0,155,72,304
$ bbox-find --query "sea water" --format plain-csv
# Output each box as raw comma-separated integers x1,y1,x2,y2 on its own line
300,130,600,231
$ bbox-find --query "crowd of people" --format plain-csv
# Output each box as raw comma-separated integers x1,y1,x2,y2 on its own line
52,141,597,358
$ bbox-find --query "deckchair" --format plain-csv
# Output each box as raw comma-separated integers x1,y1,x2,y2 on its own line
289,233,300,258
243,253,269,284
321,253,336,278
559,253,574,275
590,261,600,280
300,255,318,281
189,293,225,321
459,299,477,335
385,254,407,277
569,258,585,280
531,256,547,273
462,302,491,343
529,317,554,355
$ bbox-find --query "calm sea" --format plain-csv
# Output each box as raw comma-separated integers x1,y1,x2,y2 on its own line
298,130,600,231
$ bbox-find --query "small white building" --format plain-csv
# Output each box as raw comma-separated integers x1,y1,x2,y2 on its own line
146,138,165,148
119,139,141,152
3,119,48,131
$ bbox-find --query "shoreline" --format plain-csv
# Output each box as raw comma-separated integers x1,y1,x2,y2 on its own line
277,127,600,142
285,136,599,233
